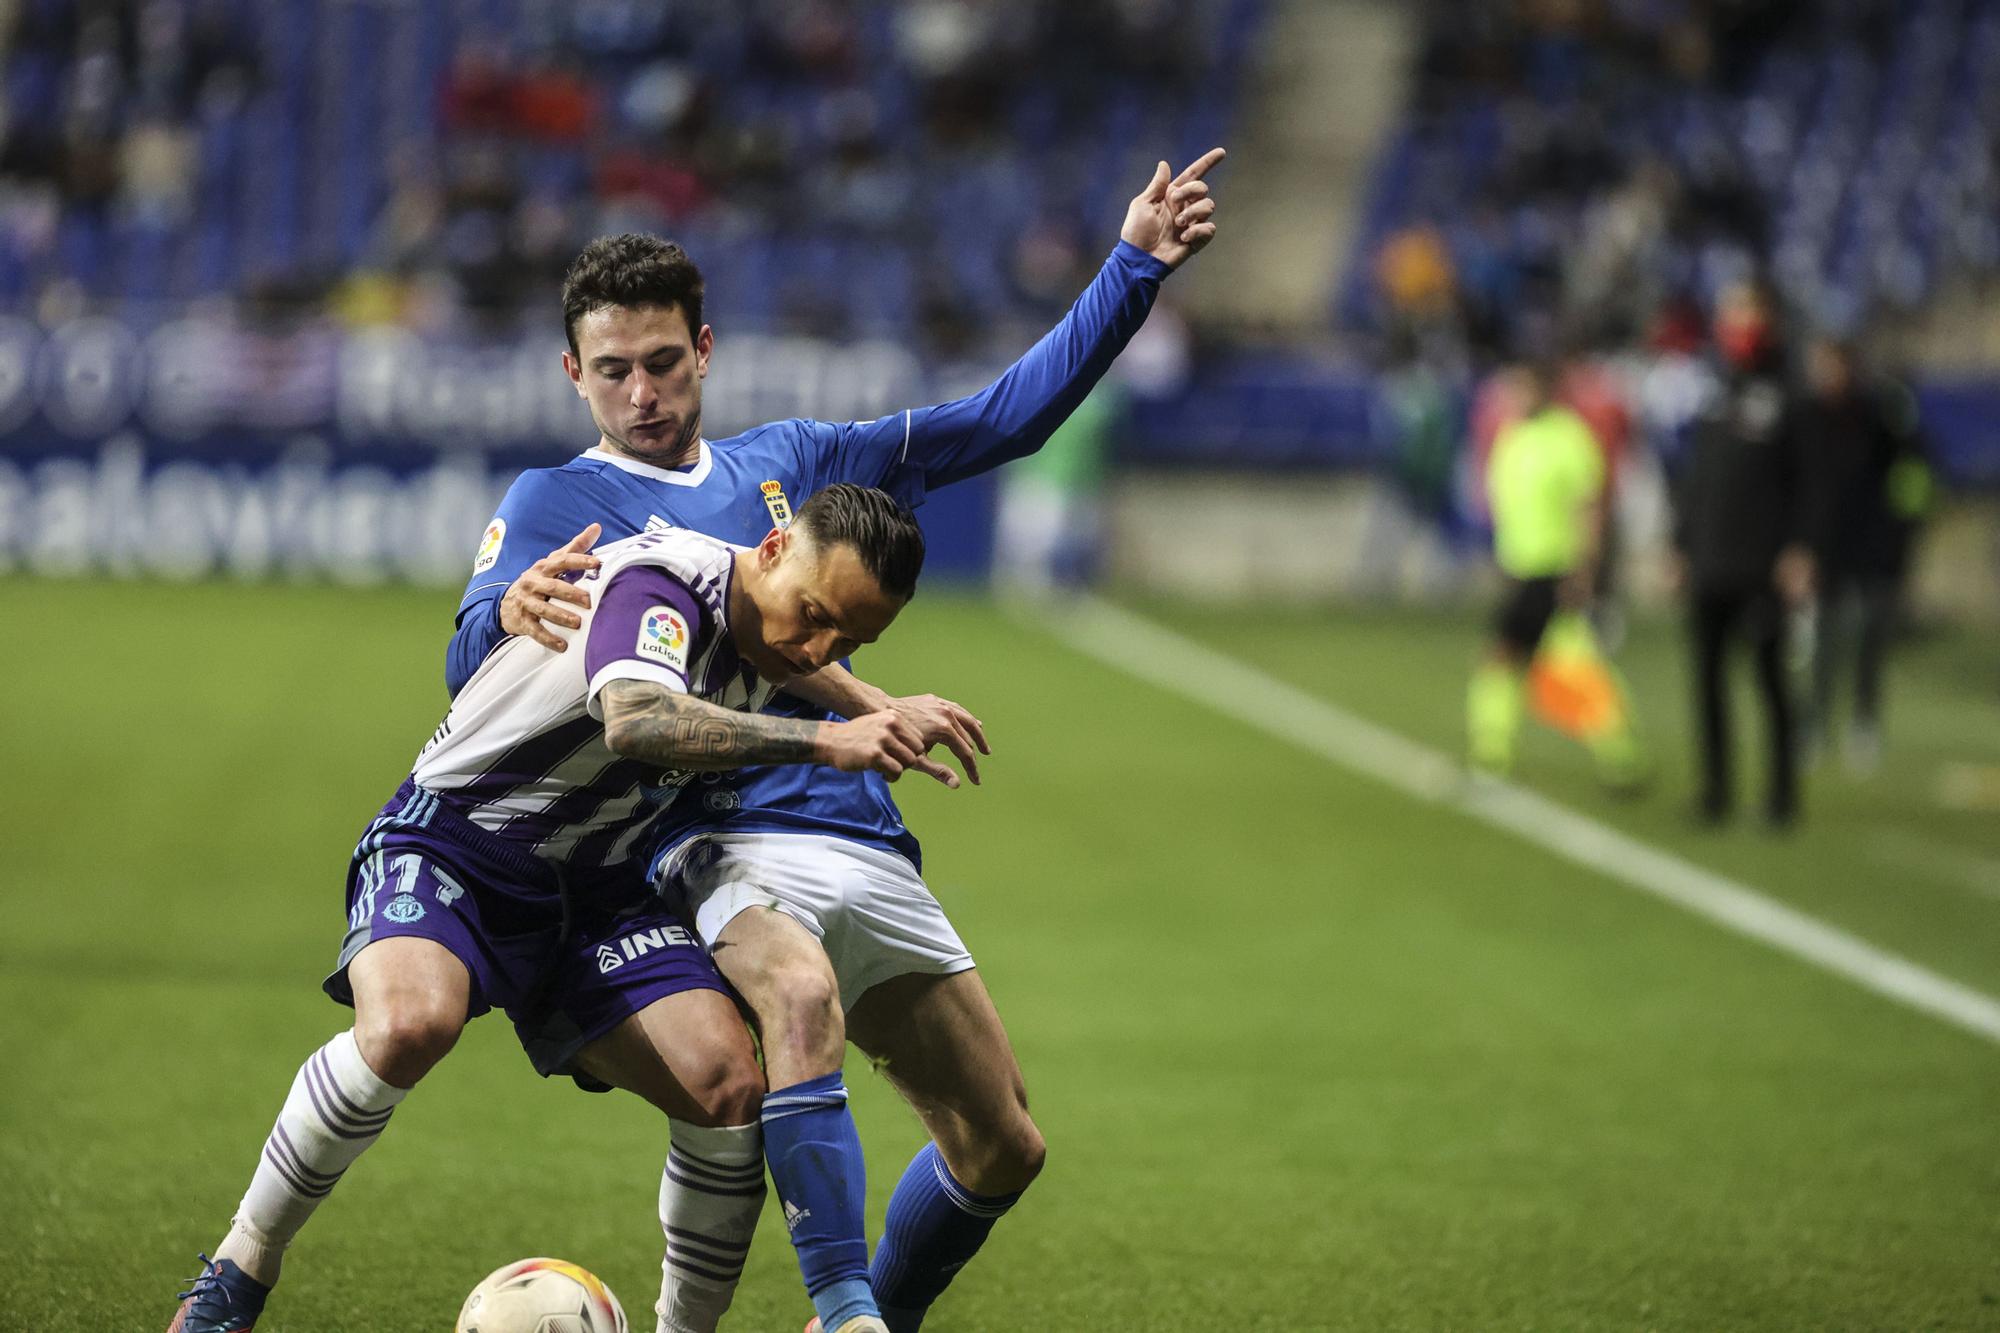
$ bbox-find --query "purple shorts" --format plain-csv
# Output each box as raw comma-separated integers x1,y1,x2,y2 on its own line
323,780,729,1082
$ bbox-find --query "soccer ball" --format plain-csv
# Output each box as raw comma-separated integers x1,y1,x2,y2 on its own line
455,1258,630,1333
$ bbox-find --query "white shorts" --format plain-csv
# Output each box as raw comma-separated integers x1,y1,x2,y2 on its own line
659,832,975,1012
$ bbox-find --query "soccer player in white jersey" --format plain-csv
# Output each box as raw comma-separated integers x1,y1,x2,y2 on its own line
461,148,1225,1333
169,486,954,1333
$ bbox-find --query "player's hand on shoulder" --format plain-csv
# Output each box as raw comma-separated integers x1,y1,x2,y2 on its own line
1120,147,1225,270
823,711,964,788
887,693,988,786
500,523,602,650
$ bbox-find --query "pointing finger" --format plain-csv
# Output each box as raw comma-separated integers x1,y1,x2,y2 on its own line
1173,146,1227,186
561,523,602,556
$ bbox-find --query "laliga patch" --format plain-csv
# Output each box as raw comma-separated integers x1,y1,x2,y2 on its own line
760,479,794,529
637,604,691,673
472,517,506,574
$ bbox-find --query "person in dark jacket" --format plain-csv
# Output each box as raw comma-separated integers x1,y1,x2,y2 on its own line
1797,337,1932,773
1670,281,1815,826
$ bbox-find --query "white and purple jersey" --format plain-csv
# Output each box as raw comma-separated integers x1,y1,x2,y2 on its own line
413,527,776,871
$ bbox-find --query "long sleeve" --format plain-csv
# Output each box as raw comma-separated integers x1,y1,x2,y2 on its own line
446,595,505,697
809,241,1171,503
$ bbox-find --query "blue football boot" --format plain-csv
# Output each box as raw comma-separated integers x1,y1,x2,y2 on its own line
166,1253,269,1332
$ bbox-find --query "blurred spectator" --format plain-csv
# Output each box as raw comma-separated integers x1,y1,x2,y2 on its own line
118,116,195,225
1359,332,1465,600
993,381,1120,598
1797,336,1934,773
994,296,1190,596
1670,280,1813,827
1375,223,1457,328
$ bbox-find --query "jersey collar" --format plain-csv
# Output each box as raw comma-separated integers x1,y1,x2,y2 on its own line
583,440,712,487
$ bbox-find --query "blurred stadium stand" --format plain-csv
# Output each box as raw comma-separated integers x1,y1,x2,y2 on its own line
0,0,1260,338
1335,0,2000,488
1342,0,2000,346
1,0,1997,600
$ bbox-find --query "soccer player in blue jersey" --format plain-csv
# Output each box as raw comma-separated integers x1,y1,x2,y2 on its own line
456,148,1225,1333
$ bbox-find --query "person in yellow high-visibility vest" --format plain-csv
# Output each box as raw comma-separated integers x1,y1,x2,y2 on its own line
1467,359,1645,789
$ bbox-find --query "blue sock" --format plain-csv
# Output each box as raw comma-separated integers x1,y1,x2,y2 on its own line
761,1072,876,1329
869,1141,1022,1332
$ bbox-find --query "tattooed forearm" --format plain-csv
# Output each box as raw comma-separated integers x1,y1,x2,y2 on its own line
601,680,822,769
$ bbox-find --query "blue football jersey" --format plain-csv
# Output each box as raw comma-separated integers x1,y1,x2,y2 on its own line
448,240,1173,872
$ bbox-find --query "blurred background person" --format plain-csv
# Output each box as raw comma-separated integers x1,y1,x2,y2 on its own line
1468,355,1644,790
1797,335,1936,774
992,292,1191,599
992,380,1121,598
1670,279,1814,827
1355,327,1467,601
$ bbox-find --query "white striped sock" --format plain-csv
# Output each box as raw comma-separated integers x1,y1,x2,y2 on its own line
655,1119,764,1333
231,1029,405,1255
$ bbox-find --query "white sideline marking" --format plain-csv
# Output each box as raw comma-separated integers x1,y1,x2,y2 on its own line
1041,596,2000,1048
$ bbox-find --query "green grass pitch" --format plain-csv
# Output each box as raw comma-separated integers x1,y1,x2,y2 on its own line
5,580,1999,1330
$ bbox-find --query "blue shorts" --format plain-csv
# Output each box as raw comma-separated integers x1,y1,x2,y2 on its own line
324,780,729,1082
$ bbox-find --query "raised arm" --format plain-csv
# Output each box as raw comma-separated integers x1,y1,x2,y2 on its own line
815,149,1226,499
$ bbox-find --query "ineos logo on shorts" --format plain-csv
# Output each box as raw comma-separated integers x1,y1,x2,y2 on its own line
599,925,695,974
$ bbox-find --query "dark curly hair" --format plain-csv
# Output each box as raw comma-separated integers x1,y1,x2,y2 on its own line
561,234,706,357
794,484,927,602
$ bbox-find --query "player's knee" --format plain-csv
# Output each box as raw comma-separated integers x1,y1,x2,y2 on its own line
941,1109,1044,1196
990,1113,1046,1192
757,964,844,1063
681,1051,767,1127
355,1002,462,1087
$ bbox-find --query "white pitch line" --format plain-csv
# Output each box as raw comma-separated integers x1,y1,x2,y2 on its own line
1040,595,2000,1049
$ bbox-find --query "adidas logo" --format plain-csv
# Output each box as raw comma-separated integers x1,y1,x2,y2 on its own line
782,1199,812,1232
596,944,624,974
